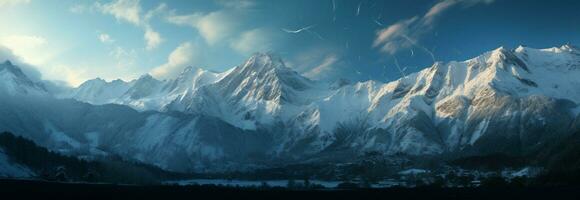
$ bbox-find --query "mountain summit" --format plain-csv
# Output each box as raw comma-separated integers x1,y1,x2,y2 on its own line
2,46,579,172
0,60,47,96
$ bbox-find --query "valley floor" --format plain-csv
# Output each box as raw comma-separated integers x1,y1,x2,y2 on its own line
1,179,579,200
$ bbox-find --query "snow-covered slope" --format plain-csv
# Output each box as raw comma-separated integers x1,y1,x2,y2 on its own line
0,60,47,96
63,78,133,105
0,93,273,172
165,53,327,129
120,66,228,111
289,45,580,155
2,45,579,172
64,46,580,158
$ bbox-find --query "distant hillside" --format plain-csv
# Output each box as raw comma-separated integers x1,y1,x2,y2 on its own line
0,132,188,184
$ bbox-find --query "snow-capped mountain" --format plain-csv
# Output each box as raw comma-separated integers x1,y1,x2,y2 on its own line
1,45,580,172
127,66,228,111
66,46,580,155
164,53,327,129
0,60,47,96
0,61,269,172
65,78,133,105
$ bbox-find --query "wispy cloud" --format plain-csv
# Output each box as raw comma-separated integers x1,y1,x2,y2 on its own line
167,10,242,46
109,46,137,68
0,0,30,8
74,0,165,50
230,28,276,54
215,0,256,9
303,54,339,79
287,45,349,81
0,35,45,48
69,4,89,14
0,44,42,81
99,0,142,26
98,33,114,44
144,26,162,50
0,35,51,65
0,40,82,85
373,16,418,54
45,64,88,87
144,3,167,21
374,0,494,57
150,42,198,79
165,1,269,49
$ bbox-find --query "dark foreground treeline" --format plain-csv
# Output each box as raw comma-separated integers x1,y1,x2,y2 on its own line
0,132,191,184
449,130,580,187
2,130,580,187
0,179,579,200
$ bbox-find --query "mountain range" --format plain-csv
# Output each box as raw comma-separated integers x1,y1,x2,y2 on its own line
1,45,580,173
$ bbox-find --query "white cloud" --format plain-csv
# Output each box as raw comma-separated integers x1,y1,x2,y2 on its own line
0,35,45,48
167,10,242,45
0,0,30,7
109,46,137,68
98,33,114,44
45,64,88,87
87,0,164,50
144,3,168,21
165,2,267,50
287,45,349,81
69,4,89,14
100,0,142,26
0,34,135,86
143,3,168,50
196,12,237,45
0,35,51,65
373,17,418,54
424,0,459,22
374,0,494,56
144,26,162,50
165,13,198,26
0,35,80,85
0,45,42,81
150,42,198,79
303,54,339,80
215,0,256,9
230,28,275,54
423,0,494,24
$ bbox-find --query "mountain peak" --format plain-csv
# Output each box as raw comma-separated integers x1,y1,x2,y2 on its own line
181,66,204,73
241,52,287,72
1,60,22,74
175,66,218,82
111,79,127,84
84,77,106,84
249,52,282,61
0,60,34,81
174,66,217,83
0,60,47,96
137,74,155,81
552,44,580,53
2,60,13,66
482,46,530,72
490,46,510,56
330,78,351,89
561,44,578,51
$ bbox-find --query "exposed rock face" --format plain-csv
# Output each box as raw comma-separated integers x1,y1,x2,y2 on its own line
1,45,580,172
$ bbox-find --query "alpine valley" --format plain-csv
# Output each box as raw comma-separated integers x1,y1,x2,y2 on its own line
2,45,580,176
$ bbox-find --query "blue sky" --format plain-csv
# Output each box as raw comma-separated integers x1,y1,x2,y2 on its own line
1,0,580,86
